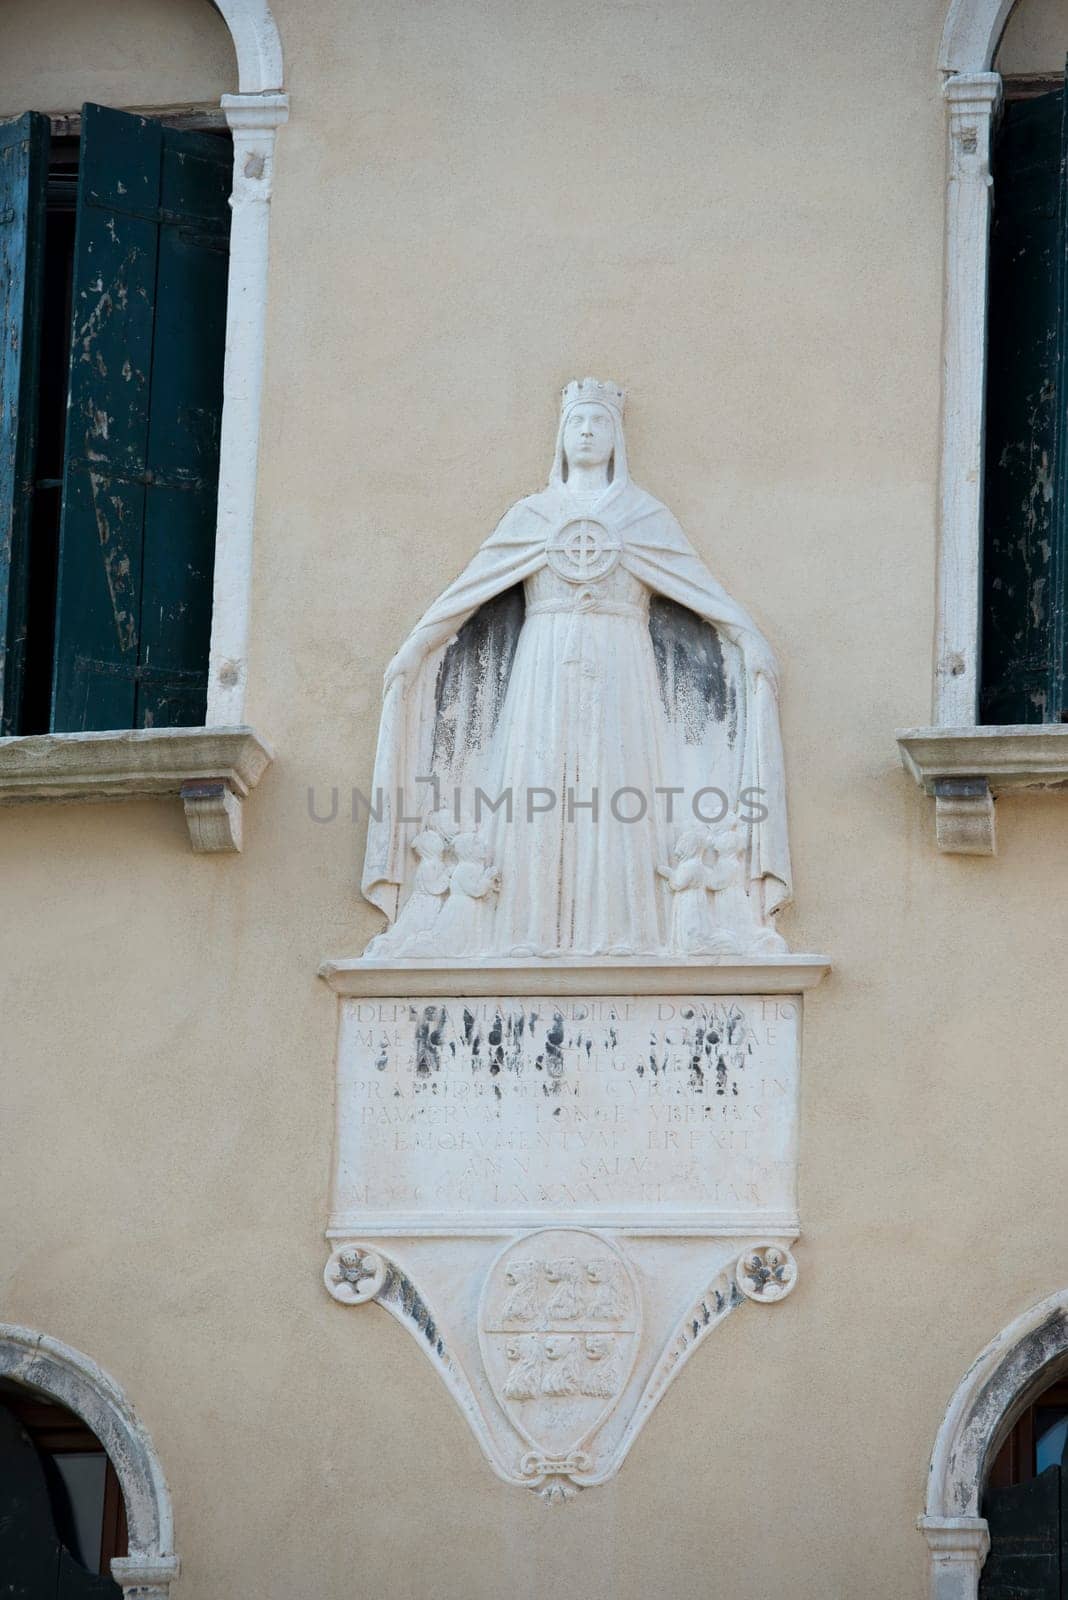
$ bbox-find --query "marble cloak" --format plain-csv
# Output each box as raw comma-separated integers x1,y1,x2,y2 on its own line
360,477,792,934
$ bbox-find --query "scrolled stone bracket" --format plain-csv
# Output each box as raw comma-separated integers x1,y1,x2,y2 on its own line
180,780,245,853
110,1555,181,1599
735,1242,798,1303
324,1243,390,1305
934,777,995,855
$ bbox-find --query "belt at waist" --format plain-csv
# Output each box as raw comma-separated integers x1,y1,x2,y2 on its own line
525,597,647,620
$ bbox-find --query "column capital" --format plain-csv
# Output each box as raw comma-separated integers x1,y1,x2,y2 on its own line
943,74,1001,172
940,72,1004,131
110,1553,181,1598
943,72,1002,111
221,91,290,135
917,1514,991,1560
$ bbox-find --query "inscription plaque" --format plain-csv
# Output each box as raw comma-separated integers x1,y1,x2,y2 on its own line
330,994,799,1236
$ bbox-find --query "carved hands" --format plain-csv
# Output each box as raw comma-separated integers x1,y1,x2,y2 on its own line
384,631,434,692
719,622,778,689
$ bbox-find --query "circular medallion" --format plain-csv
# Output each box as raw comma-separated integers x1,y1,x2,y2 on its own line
546,519,622,585
734,1242,798,1303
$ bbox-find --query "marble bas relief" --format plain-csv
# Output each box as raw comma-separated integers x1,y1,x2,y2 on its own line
361,378,791,960
323,380,824,1501
324,989,811,1497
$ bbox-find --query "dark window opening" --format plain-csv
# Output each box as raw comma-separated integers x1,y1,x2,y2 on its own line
0,1378,126,1593
980,67,1068,724
980,1379,1068,1596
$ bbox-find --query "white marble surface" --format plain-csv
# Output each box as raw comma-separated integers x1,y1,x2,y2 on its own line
330,993,800,1236
325,983,808,1498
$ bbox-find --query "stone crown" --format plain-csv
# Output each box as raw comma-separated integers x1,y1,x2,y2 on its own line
561,377,626,418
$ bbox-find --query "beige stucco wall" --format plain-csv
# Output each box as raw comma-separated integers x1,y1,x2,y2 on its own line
0,0,235,118
3,2,1068,1597
996,0,1068,72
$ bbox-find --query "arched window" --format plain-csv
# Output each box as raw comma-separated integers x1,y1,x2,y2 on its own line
920,1289,1068,1600
0,1324,178,1599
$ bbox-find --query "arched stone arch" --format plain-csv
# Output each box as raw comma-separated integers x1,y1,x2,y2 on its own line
940,0,1021,74
213,0,284,94
0,1323,178,1597
920,1291,1068,1599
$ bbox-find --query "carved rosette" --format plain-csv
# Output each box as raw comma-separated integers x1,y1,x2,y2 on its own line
735,1242,798,1303
324,1244,389,1305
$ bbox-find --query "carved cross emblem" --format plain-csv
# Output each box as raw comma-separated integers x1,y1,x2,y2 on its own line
546,518,622,584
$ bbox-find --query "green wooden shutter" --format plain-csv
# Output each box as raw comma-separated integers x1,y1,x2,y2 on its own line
981,74,1068,724
0,112,49,735
51,103,230,733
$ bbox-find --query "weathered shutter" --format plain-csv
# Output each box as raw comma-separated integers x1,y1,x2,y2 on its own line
0,112,48,735
979,1464,1061,1598
51,103,230,732
981,75,1068,724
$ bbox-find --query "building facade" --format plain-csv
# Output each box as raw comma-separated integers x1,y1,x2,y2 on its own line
2,0,1068,1595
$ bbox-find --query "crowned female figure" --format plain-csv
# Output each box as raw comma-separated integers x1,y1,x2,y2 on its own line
361,378,791,959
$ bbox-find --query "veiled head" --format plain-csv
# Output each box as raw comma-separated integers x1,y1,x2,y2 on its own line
551,375,629,488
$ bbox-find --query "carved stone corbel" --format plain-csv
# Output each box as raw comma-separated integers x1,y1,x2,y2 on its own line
180,780,245,852
933,777,995,855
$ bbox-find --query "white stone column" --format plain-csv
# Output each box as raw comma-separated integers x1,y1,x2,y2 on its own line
918,1515,990,1600
206,90,290,727
934,72,1001,728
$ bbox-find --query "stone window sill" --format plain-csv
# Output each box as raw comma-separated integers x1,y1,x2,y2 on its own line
896,724,1068,854
0,725,273,852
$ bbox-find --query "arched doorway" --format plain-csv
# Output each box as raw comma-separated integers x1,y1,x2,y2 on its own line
0,1326,178,1599
921,1292,1068,1600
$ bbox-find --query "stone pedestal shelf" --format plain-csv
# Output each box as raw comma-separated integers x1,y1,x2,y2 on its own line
897,724,1068,855
319,954,832,999
0,725,273,852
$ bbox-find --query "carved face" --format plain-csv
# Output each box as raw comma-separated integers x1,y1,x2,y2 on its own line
563,404,614,472
674,826,710,863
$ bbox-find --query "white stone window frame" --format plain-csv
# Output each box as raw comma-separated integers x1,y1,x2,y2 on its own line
0,0,287,853
0,1323,179,1598
920,1288,1068,1600
897,0,1068,855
